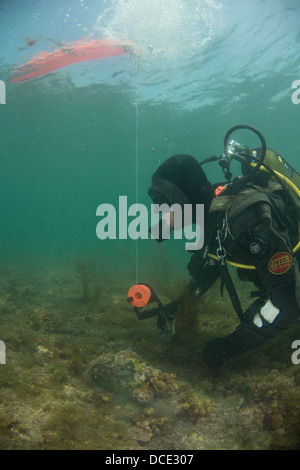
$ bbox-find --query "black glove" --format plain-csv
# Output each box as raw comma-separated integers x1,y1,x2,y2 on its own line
187,255,220,297
187,253,207,280
157,300,179,332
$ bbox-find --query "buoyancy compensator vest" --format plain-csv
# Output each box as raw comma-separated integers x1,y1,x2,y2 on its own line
201,125,300,269
199,125,300,321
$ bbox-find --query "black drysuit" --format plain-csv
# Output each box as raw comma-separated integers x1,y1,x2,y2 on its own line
188,182,300,366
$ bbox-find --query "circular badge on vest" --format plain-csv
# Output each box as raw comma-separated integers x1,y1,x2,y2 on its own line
268,252,293,275
246,230,273,259
250,242,261,255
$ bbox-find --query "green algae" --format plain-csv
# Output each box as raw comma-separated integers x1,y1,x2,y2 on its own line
39,402,131,450
0,260,300,450
75,255,105,316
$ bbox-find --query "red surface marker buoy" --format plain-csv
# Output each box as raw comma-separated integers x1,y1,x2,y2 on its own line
10,39,135,83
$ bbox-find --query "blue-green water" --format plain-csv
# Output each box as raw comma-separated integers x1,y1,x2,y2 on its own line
1,0,300,268
0,0,300,451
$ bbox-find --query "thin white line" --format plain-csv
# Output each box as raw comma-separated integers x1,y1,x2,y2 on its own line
135,57,139,284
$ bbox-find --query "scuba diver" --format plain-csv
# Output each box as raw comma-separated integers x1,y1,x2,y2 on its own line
139,125,300,367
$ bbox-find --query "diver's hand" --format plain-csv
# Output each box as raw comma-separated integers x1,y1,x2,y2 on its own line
157,300,179,332
187,256,220,298
187,253,206,280
189,279,203,297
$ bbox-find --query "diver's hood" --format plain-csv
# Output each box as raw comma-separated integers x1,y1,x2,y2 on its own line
148,154,214,219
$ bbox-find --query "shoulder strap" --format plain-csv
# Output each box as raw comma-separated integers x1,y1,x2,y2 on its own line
228,182,284,226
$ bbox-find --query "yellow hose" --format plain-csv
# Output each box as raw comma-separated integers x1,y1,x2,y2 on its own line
208,167,300,269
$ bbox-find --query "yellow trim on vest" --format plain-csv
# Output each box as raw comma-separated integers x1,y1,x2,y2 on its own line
211,165,300,269
208,244,300,270
207,253,256,270
293,240,300,255
250,163,300,198
251,164,300,255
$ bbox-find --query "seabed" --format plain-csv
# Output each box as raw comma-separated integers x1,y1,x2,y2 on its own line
0,252,300,450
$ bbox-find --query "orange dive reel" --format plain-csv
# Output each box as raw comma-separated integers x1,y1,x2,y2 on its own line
127,283,163,320
127,284,178,335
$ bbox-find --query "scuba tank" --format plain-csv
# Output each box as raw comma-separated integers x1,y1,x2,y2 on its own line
260,148,300,191
201,124,300,259
246,147,300,208
224,125,300,202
